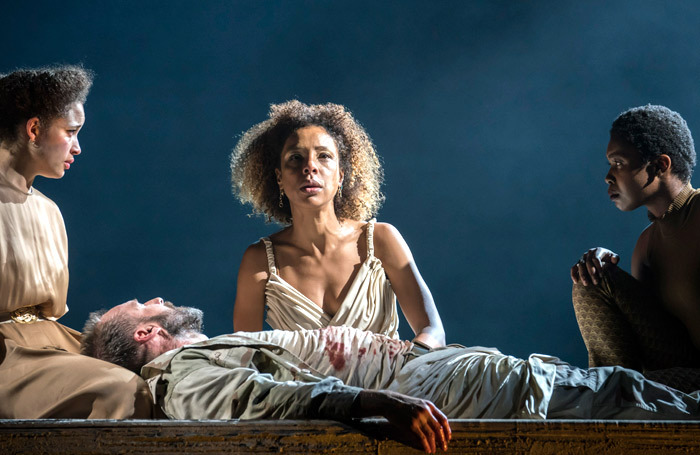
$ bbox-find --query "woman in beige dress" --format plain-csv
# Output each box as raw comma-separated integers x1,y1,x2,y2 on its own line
231,100,445,348
0,65,151,418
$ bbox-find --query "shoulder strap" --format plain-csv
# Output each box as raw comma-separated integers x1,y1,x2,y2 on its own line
366,219,376,257
261,237,277,274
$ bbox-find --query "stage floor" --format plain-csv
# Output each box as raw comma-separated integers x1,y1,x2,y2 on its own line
2,419,700,454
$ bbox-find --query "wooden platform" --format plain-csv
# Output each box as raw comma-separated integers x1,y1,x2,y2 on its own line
2,419,700,454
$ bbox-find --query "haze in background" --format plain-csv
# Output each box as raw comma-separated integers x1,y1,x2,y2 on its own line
4,1,699,367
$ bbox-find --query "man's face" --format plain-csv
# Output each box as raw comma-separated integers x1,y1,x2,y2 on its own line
105,297,204,337
605,134,655,212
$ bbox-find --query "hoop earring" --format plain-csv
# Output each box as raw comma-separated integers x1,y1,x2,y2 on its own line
30,140,38,148
279,189,285,208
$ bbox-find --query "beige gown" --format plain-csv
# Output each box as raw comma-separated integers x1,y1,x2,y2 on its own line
262,219,400,338
0,173,151,418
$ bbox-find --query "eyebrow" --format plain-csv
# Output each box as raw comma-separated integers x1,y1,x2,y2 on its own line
606,152,626,159
285,145,333,153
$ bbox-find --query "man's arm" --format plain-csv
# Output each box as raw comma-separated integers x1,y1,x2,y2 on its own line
354,389,451,453
157,347,450,452
630,225,652,283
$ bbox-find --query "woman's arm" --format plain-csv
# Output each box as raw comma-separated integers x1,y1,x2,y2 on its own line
233,241,269,332
373,222,446,347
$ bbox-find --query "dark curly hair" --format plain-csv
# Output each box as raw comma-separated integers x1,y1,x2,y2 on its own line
81,309,148,374
230,100,384,224
611,105,696,182
0,64,93,142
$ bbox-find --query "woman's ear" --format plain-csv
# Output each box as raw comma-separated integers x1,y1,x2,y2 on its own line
275,168,282,185
25,117,40,142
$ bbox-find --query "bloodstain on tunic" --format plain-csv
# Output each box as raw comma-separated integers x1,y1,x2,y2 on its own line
321,326,349,371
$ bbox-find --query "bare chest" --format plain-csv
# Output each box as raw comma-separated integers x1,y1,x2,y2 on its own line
277,249,364,316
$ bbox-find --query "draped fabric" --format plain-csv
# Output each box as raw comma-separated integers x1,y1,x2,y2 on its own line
262,219,399,338
145,326,700,421
0,172,152,419
251,326,556,419
146,326,555,420
0,176,68,319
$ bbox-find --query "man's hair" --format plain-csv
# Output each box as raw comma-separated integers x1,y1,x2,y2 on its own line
0,64,94,142
230,100,385,224
611,105,696,182
81,309,149,374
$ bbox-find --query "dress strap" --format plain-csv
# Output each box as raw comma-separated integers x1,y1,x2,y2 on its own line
261,237,277,274
366,219,376,257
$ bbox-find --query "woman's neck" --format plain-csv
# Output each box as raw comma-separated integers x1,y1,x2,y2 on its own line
0,144,34,191
286,206,346,251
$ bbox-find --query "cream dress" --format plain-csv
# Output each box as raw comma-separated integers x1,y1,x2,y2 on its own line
262,219,400,338
0,173,151,418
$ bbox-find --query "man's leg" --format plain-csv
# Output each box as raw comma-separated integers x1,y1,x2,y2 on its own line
572,266,699,370
645,368,700,394
547,362,700,419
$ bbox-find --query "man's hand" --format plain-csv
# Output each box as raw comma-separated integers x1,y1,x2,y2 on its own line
571,247,620,286
353,390,451,453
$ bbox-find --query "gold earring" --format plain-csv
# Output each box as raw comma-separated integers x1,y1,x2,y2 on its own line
279,189,285,208
336,184,343,199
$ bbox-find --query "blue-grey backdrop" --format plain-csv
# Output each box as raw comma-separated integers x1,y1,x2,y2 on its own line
4,1,699,367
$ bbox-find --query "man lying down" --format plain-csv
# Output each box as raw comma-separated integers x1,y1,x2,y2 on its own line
82,298,700,453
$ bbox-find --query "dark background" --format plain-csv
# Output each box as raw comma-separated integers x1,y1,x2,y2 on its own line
4,1,699,367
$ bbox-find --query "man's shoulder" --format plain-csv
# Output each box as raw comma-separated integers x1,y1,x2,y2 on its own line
144,334,279,368
678,186,700,225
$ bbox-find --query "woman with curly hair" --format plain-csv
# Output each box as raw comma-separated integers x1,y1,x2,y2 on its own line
231,100,445,348
0,65,151,418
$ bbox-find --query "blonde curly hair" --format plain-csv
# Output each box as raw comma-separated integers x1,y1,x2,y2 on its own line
231,100,384,223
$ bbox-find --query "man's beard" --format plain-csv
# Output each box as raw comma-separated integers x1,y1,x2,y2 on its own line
149,304,204,338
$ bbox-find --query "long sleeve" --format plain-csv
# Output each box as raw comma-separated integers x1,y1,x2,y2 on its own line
153,343,362,420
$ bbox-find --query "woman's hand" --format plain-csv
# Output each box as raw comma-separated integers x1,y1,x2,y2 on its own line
373,223,446,347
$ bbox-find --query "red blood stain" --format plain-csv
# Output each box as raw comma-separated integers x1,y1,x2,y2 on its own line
327,341,346,370
358,347,366,359
321,326,347,370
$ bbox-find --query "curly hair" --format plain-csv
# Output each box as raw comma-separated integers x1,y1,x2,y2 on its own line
0,64,94,142
611,105,696,182
81,309,148,374
230,100,384,223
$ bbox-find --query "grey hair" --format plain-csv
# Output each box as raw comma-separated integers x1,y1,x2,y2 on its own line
81,309,149,374
611,104,696,182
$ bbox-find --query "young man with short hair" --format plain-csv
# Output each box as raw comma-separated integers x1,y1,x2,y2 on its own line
571,105,700,391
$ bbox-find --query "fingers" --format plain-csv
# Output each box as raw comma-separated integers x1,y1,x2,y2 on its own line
603,251,620,265
570,264,579,283
573,248,619,286
411,403,450,453
413,419,436,453
586,253,602,285
427,402,451,450
573,260,591,286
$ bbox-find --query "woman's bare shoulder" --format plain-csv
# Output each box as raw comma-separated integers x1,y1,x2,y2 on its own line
371,221,413,263
239,239,270,274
